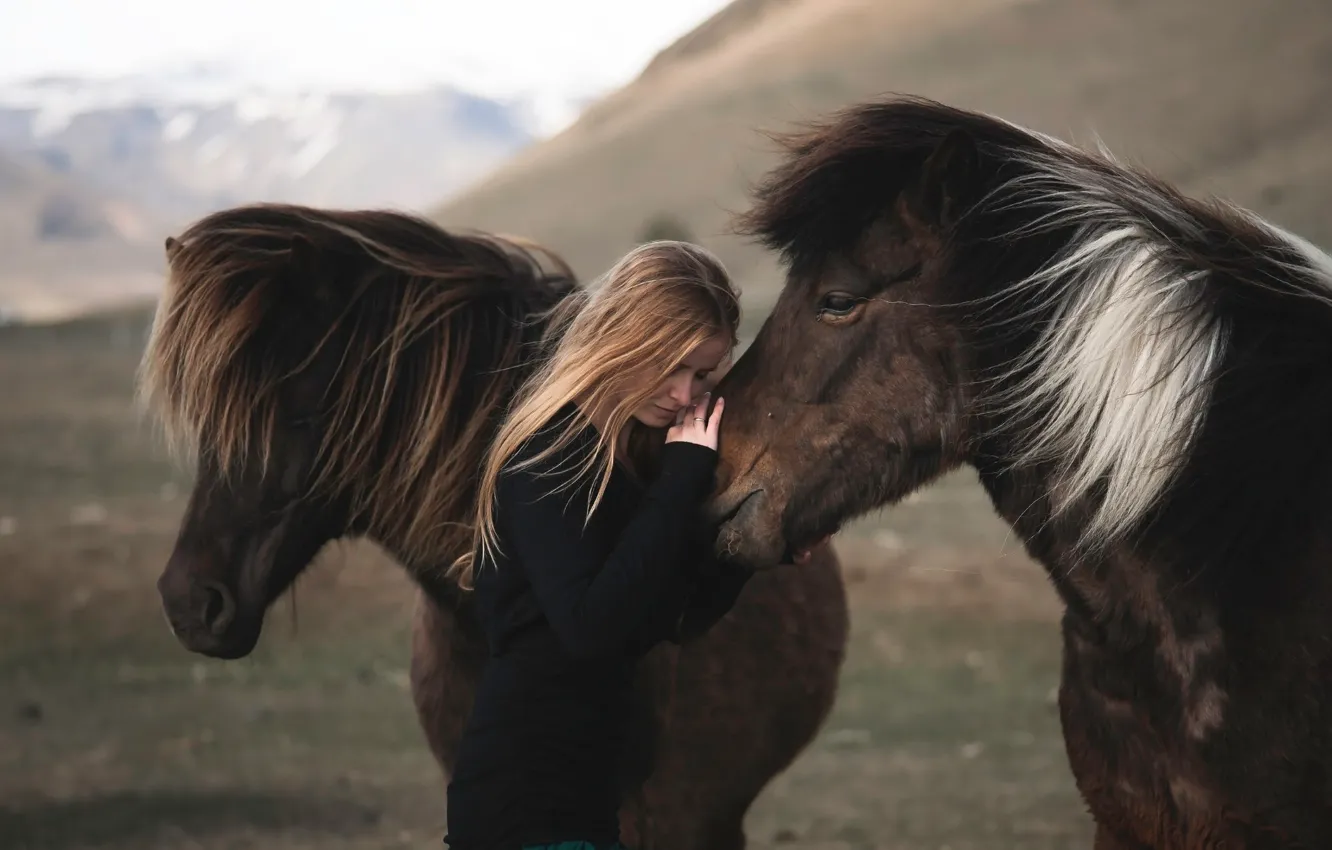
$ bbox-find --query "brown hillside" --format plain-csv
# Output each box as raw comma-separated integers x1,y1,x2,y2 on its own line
0,152,163,322
434,0,1332,321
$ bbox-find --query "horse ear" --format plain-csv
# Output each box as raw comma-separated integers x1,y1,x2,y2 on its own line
164,236,182,262
903,129,980,229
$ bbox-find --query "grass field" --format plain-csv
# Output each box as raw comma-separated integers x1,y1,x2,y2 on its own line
0,308,1095,849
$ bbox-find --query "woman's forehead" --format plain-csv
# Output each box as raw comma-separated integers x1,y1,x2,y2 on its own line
681,334,732,369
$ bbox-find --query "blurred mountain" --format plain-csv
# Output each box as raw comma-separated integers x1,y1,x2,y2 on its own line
0,61,566,320
433,0,1332,318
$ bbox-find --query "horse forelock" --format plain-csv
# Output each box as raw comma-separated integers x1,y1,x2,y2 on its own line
137,203,574,568
736,94,1332,554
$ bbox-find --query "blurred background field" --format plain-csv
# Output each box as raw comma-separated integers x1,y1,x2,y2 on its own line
2,0,1329,847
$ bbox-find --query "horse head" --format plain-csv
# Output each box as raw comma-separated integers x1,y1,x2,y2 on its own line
707,94,1332,571
141,204,572,658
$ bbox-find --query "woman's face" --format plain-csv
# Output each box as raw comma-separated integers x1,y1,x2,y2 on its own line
631,333,732,429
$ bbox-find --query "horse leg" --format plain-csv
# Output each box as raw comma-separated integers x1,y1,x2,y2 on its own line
631,551,849,850
700,810,747,850
630,786,746,850
701,815,746,850
618,788,748,850
1055,637,1165,850
622,709,753,850
408,588,485,780
682,798,747,850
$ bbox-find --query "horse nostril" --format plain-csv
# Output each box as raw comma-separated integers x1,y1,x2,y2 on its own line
201,580,237,636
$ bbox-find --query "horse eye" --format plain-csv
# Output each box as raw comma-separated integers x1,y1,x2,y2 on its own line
818,292,861,317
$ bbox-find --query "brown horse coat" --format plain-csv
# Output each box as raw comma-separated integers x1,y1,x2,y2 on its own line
140,203,850,850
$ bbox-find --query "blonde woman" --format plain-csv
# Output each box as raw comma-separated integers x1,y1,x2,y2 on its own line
444,241,752,850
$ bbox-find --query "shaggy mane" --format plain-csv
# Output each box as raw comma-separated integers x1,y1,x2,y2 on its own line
736,94,1332,551
137,202,577,567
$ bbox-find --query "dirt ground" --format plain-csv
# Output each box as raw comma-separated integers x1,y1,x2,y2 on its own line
0,309,1093,849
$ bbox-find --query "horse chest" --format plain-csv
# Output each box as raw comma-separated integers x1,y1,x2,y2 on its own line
1056,609,1252,849
1048,552,1332,848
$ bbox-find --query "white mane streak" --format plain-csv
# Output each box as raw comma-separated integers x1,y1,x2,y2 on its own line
974,134,1332,551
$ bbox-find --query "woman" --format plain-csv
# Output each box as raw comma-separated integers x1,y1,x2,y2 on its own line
443,241,753,850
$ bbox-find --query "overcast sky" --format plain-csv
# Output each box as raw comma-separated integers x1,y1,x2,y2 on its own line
0,0,733,100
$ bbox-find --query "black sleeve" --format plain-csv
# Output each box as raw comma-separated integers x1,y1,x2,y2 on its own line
670,549,754,644
663,519,756,644
497,440,718,658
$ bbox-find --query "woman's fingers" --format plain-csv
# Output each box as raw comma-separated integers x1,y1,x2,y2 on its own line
666,394,725,449
697,393,712,424
706,396,724,439
692,395,710,437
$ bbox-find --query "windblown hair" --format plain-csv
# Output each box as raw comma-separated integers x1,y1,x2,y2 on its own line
459,240,741,588
137,202,577,567
736,94,1332,551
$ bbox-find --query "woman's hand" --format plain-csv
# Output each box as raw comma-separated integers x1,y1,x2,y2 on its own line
667,392,723,450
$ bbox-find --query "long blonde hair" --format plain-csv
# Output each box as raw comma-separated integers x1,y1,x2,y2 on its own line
452,240,741,589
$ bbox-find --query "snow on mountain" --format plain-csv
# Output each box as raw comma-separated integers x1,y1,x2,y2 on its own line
0,61,592,320
0,62,577,224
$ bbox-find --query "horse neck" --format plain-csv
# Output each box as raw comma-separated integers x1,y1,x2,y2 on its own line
355,526,478,622
968,458,1209,669
963,241,1332,593
970,418,1332,647
347,306,565,622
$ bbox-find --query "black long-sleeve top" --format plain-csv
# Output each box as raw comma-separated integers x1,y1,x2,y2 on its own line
444,402,752,850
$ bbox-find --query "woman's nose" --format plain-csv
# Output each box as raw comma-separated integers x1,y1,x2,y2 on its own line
669,380,693,406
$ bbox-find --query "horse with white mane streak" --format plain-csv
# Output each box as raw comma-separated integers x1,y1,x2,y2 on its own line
709,94,1332,849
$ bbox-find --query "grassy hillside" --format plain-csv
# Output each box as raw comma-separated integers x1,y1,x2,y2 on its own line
434,0,1332,323
7,4,1327,841
1,306,1090,848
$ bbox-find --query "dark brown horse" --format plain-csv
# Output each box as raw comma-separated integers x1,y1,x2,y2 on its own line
707,94,1332,849
137,203,849,850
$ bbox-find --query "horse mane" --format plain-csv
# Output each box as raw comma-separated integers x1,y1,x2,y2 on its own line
137,202,577,567
736,94,1332,553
